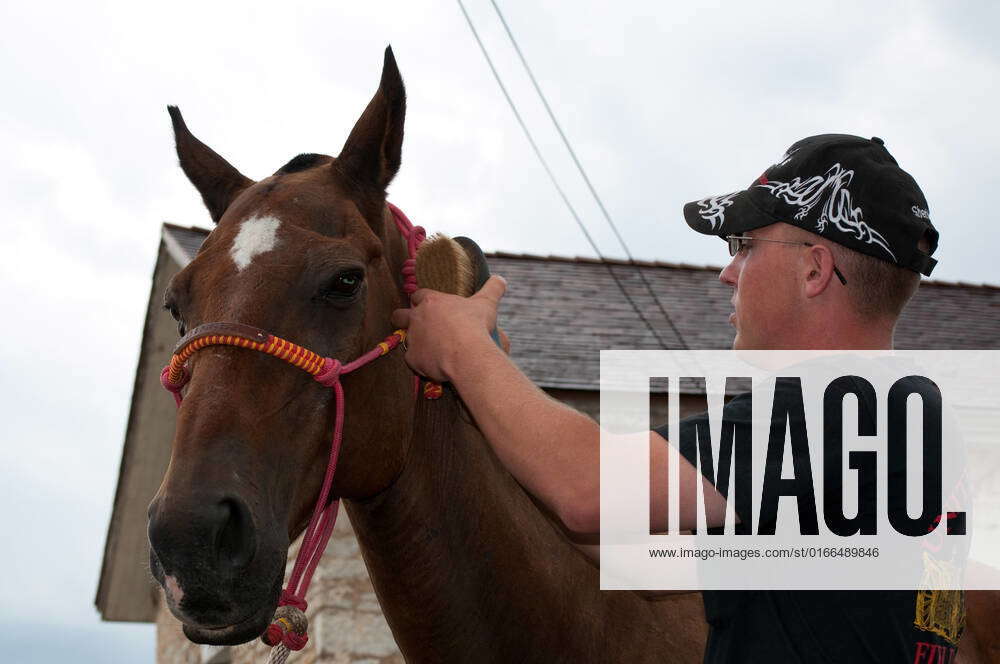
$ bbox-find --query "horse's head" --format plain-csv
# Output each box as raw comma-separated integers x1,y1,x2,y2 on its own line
147,47,417,645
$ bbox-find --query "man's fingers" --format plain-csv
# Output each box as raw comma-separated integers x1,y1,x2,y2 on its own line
391,308,410,328
409,288,429,305
497,328,511,354
474,275,507,304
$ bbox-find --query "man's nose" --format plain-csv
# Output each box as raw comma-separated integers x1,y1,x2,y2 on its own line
719,257,739,287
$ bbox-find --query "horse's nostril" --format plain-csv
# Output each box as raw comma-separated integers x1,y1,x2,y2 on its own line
216,497,256,572
148,491,259,583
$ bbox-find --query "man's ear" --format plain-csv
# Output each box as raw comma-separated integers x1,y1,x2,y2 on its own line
335,46,406,193
167,106,254,224
803,244,837,298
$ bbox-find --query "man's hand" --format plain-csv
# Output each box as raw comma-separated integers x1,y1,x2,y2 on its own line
391,275,507,383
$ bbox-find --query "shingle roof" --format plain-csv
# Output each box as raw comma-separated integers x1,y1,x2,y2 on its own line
162,224,1000,390
162,223,207,266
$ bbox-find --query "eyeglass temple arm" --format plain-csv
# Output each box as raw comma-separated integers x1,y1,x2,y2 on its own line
803,242,848,285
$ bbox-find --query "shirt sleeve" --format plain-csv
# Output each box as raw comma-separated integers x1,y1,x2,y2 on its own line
652,392,755,528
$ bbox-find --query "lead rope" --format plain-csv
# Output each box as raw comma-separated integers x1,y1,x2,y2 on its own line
160,203,429,663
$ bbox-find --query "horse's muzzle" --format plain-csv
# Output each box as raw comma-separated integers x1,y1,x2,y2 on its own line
147,490,284,638
148,492,256,578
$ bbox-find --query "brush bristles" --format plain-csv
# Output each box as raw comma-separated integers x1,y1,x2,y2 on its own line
415,233,476,296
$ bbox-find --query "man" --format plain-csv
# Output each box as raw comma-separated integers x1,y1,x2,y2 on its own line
392,134,956,662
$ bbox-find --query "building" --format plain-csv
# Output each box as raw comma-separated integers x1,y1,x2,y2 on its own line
97,223,1000,663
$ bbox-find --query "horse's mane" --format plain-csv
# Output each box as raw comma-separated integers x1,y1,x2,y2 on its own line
276,153,327,175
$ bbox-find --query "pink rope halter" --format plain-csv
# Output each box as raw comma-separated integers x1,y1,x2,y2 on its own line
159,203,425,654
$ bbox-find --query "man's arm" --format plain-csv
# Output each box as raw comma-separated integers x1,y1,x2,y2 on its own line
392,277,730,536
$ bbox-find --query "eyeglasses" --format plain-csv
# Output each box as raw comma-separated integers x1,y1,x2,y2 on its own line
725,235,848,285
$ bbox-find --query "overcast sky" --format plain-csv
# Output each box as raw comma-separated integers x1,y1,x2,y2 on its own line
2,1,998,661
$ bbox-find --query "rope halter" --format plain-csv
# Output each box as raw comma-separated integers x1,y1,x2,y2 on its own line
159,203,429,659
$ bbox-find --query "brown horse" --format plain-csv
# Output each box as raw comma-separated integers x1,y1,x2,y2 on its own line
148,47,998,662
148,46,706,661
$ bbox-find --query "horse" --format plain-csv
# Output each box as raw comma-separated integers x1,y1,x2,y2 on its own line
148,46,707,662
148,46,999,663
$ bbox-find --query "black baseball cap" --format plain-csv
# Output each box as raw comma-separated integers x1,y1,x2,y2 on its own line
683,134,938,276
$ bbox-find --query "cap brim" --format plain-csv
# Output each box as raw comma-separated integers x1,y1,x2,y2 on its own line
682,189,774,238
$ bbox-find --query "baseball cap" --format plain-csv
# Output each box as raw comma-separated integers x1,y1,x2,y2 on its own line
683,134,938,276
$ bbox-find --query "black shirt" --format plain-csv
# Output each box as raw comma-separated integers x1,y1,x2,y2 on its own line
654,377,966,663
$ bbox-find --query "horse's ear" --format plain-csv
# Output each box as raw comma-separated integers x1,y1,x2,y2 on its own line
167,106,254,224
335,46,406,193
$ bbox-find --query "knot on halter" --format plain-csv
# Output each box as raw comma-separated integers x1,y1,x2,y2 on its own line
262,602,309,652
402,258,418,295
411,225,426,245
160,364,189,390
401,225,426,295
160,365,188,406
278,590,308,611
313,358,342,387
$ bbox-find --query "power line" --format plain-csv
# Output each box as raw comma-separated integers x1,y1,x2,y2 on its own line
456,0,675,350
488,0,688,350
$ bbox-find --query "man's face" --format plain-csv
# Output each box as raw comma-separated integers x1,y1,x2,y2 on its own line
718,223,804,350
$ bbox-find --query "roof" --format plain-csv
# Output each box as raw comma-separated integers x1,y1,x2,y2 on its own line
163,223,1000,390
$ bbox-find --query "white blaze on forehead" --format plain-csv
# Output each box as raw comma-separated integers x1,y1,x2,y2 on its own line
230,215,281,270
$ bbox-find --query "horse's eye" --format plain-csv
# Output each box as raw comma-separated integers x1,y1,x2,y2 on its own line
165,303,187,336
325,271,364,298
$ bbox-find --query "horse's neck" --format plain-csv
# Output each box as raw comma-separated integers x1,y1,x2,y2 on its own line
344,393,705,663
343,393,583,655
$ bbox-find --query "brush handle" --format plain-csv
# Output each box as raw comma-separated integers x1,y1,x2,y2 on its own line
454,236,504,351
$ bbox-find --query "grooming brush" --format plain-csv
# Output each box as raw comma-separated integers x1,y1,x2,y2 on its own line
415,233,478,297
413,234,506,398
